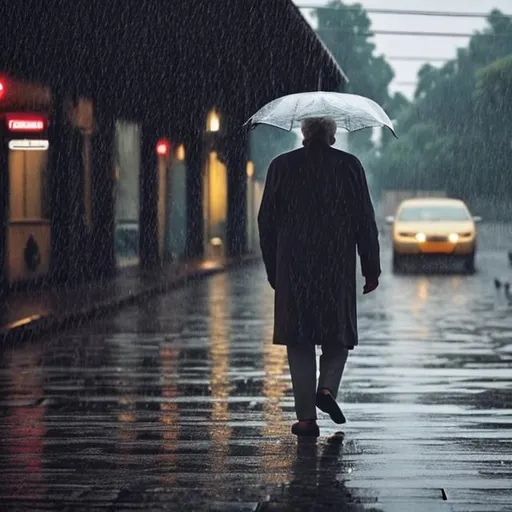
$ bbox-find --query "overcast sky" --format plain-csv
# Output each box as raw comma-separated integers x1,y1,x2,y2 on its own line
293,0,512,99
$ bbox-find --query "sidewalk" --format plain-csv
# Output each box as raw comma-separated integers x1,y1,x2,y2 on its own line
1,254,511,510
0,254,260,344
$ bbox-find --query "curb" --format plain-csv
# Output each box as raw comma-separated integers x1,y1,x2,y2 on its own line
1,254,261,345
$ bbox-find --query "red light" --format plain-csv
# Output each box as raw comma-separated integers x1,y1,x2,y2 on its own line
156,138,170,156
5,113,47,133
0,80,5,100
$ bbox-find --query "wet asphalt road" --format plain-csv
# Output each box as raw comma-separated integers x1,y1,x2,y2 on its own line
1,224,512,512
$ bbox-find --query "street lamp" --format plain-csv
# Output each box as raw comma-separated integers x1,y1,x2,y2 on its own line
206,109,220,132
246,161,254,178
176,144,186,161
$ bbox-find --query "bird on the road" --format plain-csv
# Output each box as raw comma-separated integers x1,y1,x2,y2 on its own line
505,282,512,303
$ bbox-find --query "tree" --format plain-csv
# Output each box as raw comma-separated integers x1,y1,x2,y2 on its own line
314,2,396,157
415,64,440,100
249,2,400,182
476,54,512,116
371,9,512,205
386,92,409,118
475,54,512,193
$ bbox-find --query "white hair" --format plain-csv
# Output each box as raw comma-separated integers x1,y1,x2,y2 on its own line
301,117,337,142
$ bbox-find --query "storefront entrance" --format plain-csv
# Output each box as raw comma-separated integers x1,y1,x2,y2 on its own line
6,143,51,283
0,82,52,288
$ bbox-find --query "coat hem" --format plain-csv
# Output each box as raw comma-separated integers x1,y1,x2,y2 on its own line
273,339,356,350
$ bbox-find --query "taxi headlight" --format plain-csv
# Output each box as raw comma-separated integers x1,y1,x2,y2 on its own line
448,233,459,243
415,232,427,243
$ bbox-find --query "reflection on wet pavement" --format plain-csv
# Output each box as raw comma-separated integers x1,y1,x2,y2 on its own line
1,242,512,511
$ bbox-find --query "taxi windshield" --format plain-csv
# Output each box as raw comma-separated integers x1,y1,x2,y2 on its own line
398,205,471,222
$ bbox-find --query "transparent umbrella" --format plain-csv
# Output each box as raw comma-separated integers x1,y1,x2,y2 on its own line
245,91,396,136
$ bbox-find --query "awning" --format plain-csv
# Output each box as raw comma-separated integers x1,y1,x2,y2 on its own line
0,0,348,132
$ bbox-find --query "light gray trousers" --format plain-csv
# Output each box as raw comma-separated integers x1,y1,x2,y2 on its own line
287,342,349,421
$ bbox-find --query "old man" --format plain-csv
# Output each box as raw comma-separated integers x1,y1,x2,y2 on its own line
258,117,381,437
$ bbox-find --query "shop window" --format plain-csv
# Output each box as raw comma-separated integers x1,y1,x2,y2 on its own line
114,121,141,266
204,151,227,258
165,146,187,260
8,149,48,221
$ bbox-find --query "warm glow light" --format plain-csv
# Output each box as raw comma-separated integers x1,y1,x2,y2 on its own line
8,139,49,151
176,144,185,161
200,260,222,270
415,232,427,243
0,80,5,100
448,233,459,243
417,278,429,301
246,161,254,178
206,152,227,240
207,109,220,132
6,114,46,132
156,138,170,156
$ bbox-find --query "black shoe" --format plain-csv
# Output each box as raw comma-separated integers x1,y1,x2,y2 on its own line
291,421,320,437
316,392,346,424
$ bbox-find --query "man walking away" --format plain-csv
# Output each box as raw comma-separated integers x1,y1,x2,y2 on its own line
258,117,381,437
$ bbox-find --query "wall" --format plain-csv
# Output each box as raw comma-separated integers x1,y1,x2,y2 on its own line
165,155,187,260
250,180,264,254
203,151,227,259
114,121,141,267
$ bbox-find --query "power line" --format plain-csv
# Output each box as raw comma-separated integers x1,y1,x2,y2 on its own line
296,6,512,19
387,56,451,62
316,28,511,38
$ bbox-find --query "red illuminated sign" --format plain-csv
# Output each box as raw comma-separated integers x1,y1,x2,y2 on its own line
0,81,5,100
5,113,47,133
156,138,171,156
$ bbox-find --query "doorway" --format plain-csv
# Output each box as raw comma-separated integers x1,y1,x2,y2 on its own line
7,146,51,283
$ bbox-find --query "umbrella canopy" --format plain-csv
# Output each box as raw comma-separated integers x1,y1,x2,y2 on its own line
245,91,396,137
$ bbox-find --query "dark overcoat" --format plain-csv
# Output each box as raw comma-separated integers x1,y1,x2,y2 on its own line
257,140,381,349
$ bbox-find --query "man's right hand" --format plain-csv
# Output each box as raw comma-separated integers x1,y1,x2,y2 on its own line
363,276,379,294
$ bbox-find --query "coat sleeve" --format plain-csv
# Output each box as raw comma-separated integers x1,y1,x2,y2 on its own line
353,158,381,279
257,160,278,289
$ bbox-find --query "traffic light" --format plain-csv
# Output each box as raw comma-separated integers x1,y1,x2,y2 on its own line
0,79,5,100
156,138,171,157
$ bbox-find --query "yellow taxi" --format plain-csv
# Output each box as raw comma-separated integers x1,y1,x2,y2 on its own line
386,197,481,273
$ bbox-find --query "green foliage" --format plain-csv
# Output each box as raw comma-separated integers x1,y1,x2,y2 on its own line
314,2,402,156
250,2,403,180
476,54,512,116
314,2,394,105
372,10,512,204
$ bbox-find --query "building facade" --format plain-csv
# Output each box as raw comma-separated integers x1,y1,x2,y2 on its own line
0,0,347,298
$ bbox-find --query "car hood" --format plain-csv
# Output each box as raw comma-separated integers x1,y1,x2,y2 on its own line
395,221,474,234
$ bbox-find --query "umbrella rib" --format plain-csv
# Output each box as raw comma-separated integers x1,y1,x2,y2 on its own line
246,92,395,135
